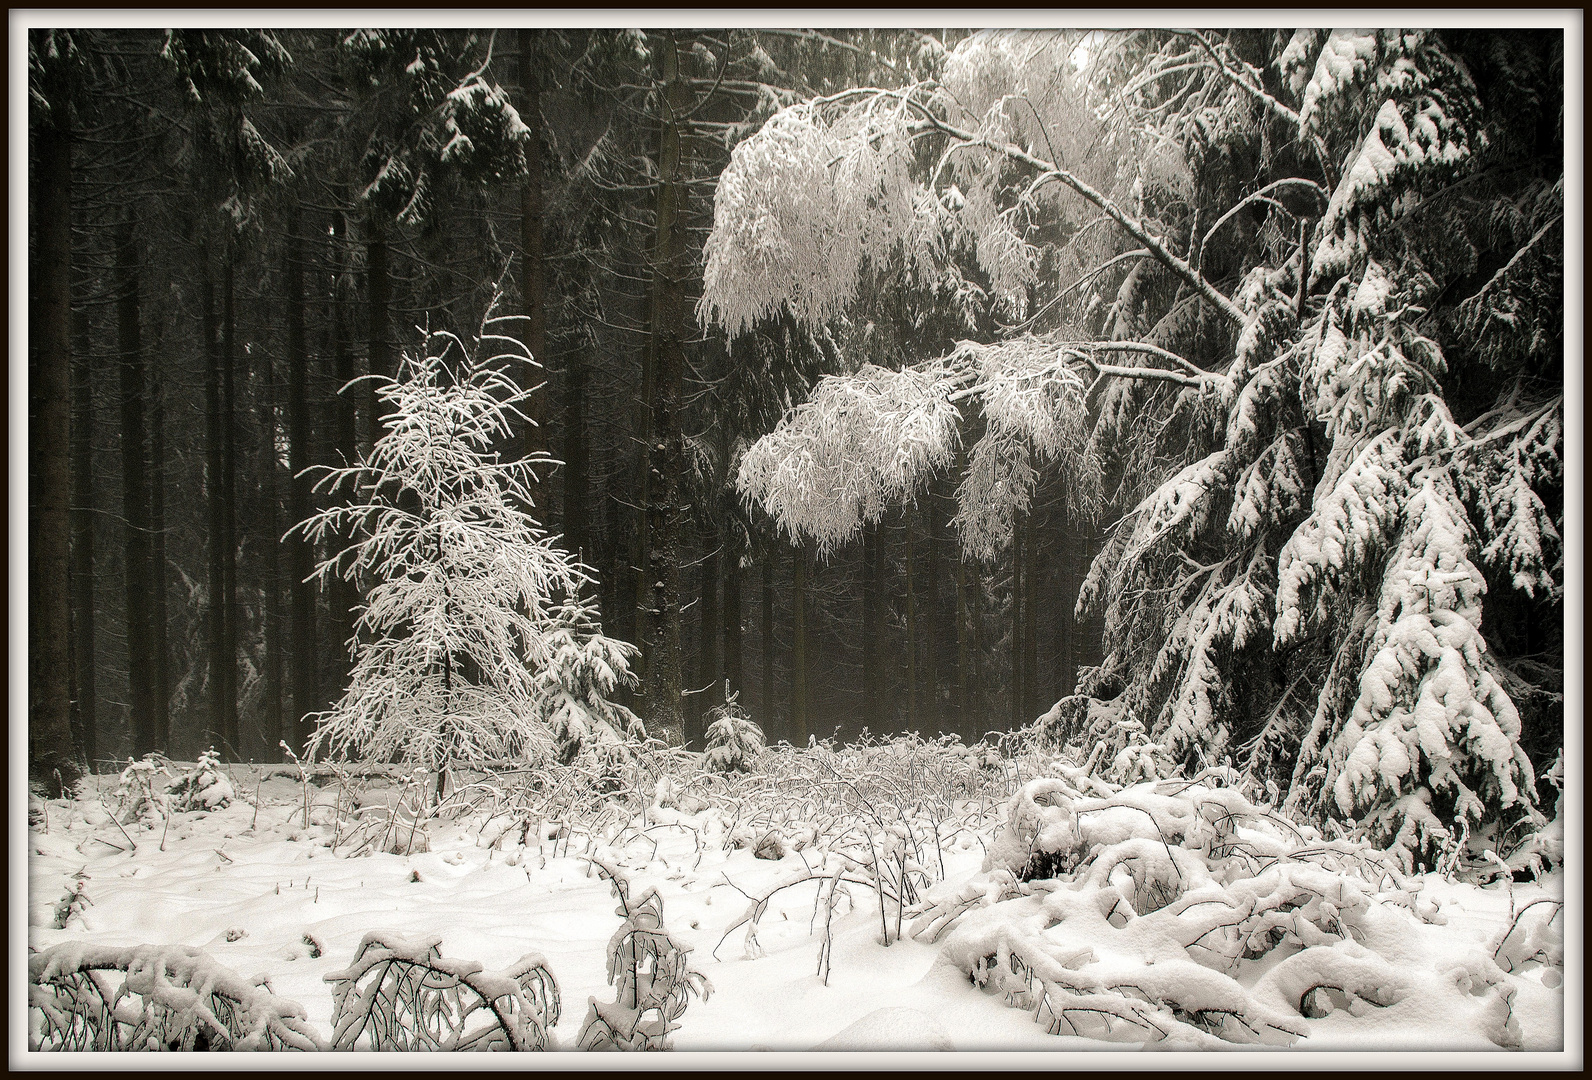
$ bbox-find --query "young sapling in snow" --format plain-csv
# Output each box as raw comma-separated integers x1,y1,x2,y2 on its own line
701,683,765,774
293,300,639,807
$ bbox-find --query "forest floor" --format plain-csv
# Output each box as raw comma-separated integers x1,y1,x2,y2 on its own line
24,762,1566,1059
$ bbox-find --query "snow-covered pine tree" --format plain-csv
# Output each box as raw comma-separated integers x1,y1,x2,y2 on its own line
341,29,531,230
294,303,640,799
702,684,766,773
699,29,1562,867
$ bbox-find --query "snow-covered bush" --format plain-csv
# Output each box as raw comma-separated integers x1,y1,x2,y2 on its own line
701,688,765,774
51,876,92,930
165,748,235,812
29,941,324,1051
295,303,638,798
323,936,560,1051
324,932,560,1051
915,767,1546,1049
114,754,173,824
578,862,711,1050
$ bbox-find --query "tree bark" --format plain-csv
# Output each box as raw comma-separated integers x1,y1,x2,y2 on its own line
970,561,985,741
517,28,549,496
925,493,943,731
1056,517,1077,700
220,251,240,756
116,216,156,756
636,33,692,745
329,216,359,708
69,292,96,768
791,541,809,746
148,359,169,752
259,354,285,761
366,227,391,456
203,273,228,756
30,87,82,794
1010,513,1024,730
692,524,720,747
955,550,971,737
761,554,776,741
1022,506,1040,722
722,524,742,700
561,341,588,571
905,514,918,731
285,212,319,756
861,520,881,725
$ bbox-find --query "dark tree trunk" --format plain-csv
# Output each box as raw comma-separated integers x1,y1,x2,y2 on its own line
636,33,692,745
925,493,943,731
722,524,742,700
761,554,776,741
116,216,156,756
366,228,391,456
203,273,228,756
955,548,970,735
561,340,588,570
148,361,169,752
1056,518,1077,700
220,252,240,757
904,514,918,730
969,562,984,741
692,524,720,747
1010,516,1024,730
286,215,319,756
861,521,881,725
791,541,809,746
259,357,285,761
517,28,550,499
1022,507,1040,722
328,216,359,703
69,297,96,768
30,87,81,795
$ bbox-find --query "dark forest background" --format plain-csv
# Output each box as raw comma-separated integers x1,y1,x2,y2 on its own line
28,28,1105,777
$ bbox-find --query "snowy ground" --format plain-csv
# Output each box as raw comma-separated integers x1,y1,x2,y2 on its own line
21,762,1569,1065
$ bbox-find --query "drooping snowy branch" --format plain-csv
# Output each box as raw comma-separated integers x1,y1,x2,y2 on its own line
736,362,962,554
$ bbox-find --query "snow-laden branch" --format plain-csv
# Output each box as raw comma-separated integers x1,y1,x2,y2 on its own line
919,120,1248,327
699,58,1250,338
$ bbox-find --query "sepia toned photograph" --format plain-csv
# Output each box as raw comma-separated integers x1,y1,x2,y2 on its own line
18,11,1577,1065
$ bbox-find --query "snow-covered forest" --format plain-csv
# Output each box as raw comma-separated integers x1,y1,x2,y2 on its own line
25,22,1573,1059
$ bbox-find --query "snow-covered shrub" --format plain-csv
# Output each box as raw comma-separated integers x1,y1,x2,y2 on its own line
51,876,92,930
29,941,323,1051
701,688,765,774
324,931,560,1051
1030,695,1172,788
165,749,235,812
916,767,1544,1049
578,862,711,1051
114,754,174,824
295,303,636,796
1494,750,1564,881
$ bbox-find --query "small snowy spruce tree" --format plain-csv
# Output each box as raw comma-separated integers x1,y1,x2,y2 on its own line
296,304,639,796
701,684,766,773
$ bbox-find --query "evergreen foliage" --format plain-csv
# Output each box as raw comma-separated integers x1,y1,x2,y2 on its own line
702,28,1564,861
